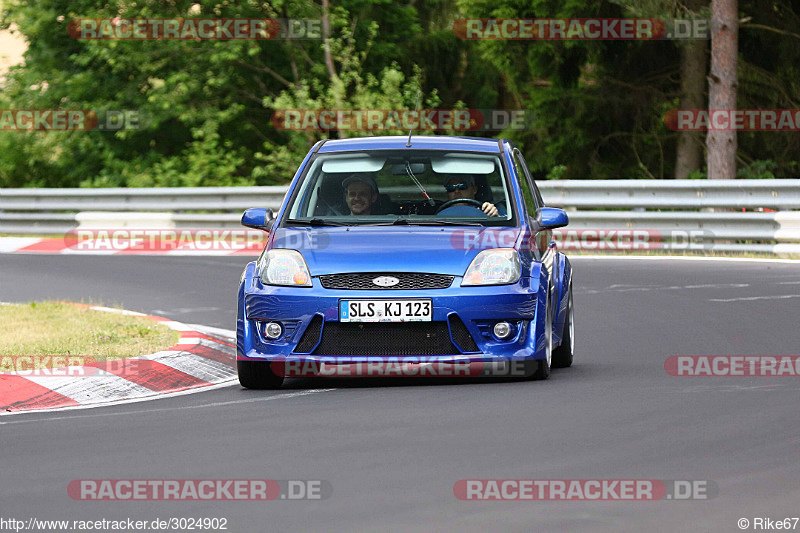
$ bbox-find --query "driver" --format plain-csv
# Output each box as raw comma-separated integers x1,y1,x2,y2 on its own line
443,175,499,217
342,173,380,215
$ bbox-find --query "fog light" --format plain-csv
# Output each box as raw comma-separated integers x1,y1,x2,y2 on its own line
493,321,512,339
264,322,282,339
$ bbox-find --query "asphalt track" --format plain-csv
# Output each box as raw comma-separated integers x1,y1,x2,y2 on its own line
2,254,800,532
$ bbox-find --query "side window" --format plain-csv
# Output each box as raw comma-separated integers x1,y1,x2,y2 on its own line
512,148,540,219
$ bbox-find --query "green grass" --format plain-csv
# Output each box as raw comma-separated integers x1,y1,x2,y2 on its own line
0,302,180,370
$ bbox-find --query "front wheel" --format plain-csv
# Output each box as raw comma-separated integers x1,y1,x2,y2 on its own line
528,331,552,380
238,360,284,389
524,290,552,381
523,357,550,380
551,285,574,368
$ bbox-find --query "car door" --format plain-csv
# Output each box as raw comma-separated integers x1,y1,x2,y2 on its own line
512,147,558,319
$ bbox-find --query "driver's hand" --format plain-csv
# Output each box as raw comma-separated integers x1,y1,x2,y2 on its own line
481,202,499,217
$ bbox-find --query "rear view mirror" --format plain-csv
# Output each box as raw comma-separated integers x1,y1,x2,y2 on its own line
391,163,426,175
241,208,275,231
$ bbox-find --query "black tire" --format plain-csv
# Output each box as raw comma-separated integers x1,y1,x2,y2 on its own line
238,360,284,389
524,289,552,381
552,285,574,368
523,358,551,380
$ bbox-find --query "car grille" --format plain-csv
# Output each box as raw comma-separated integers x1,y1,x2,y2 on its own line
309,321,466,356
318,273,454,290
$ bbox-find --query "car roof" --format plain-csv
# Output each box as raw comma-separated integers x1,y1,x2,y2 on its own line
316,136,507,154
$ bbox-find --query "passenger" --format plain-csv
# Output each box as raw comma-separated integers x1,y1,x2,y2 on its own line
342,174,379,215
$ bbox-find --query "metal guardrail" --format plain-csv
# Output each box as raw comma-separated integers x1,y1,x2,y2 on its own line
564,211,800,254
2,180,800,212
0,186,288,212
542,180,800,210
567,211,799,242
2,181,800,254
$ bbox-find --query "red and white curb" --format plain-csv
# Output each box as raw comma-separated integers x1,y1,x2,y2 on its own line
0,237,259,256
0,305,238,414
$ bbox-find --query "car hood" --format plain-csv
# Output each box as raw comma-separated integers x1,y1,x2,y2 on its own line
270,226,521,276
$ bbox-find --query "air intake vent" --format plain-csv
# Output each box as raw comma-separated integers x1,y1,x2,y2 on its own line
294,315,323,353
448,315,480,353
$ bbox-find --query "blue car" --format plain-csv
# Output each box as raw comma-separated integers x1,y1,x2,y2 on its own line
236,136,574,388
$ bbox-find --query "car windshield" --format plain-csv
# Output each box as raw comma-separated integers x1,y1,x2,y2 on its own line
283,150,515,226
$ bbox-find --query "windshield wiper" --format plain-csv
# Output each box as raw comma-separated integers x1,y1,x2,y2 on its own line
284,218,353,227
359,217,409,226
405,219,484,226
366,217,483,227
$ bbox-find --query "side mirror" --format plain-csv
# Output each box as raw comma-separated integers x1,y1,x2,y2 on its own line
538,207,569,229
241,208,275,231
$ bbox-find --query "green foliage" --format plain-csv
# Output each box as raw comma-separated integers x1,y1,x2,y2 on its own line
686,169,707,179
736,160,777,179
546,165,568,180
0,0,441,187
1,0,799,187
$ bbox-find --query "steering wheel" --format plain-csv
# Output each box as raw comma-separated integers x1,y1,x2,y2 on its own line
435,198,484,214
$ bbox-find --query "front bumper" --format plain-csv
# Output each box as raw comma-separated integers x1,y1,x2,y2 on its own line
237,266,549,364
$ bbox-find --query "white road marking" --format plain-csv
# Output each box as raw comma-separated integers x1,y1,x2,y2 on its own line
20,368,153,403
580,283,749,295
88,306,147,316
710,294,800,302
60,248,117,255
188,324,236,338
161,321,197,332
0,388,337,423
172,338,235,355
0,238,44,252
152,307,222,315
667,384,790,393
151,351,236,382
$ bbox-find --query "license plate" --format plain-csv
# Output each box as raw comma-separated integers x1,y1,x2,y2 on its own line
340,299,432,322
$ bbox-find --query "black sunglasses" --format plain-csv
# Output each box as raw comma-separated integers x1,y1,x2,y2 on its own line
444,183,470,192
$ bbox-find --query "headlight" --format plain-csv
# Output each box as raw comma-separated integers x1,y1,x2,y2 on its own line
462,248,521,286
260,250,312,287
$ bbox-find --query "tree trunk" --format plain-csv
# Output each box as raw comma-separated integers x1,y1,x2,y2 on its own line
706,0,738,179
321,0,337,81
674,39,708,179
